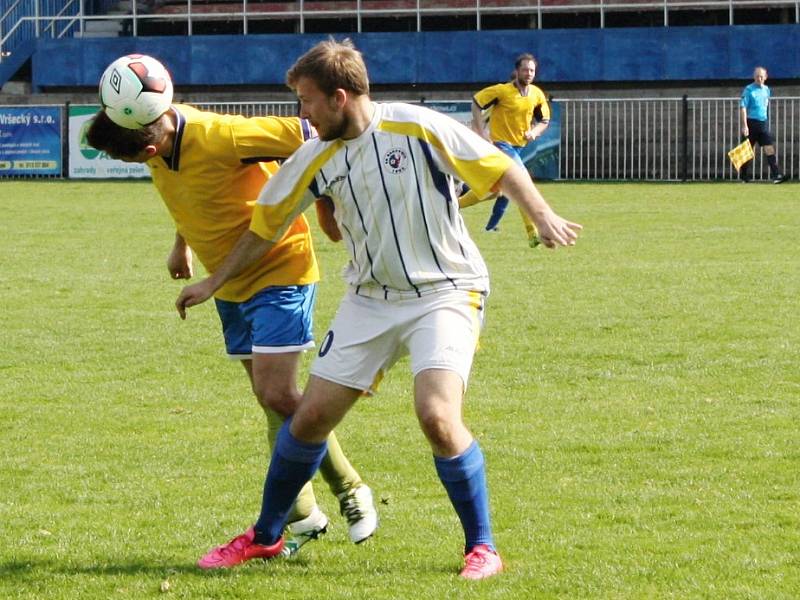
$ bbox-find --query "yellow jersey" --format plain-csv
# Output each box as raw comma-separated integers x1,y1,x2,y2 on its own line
147,104,319,302
473,82,550,147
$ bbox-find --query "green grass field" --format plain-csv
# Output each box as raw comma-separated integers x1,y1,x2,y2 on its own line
1,180,799,599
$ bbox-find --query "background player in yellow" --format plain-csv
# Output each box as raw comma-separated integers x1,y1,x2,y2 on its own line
86,100,378,554
469,53,550,244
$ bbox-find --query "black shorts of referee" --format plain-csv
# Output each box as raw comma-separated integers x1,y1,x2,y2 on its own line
745,118,775,147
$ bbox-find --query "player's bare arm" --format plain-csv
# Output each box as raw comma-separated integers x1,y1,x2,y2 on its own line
167,232,193,280
315,196,342,242
175,230,274,319
525,120,549,141
471,102,490,141
498,164,582,248
740,107,749,136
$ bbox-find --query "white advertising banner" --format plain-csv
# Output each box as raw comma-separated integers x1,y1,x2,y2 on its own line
68,105,150,179
420,101,474,129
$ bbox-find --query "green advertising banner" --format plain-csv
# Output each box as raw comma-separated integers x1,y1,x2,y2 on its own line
68,105,150,179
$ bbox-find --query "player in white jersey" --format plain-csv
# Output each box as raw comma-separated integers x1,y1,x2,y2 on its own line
251,101,498,300
176,39,582,579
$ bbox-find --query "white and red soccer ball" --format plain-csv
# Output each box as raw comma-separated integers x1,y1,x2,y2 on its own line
99,54,173,129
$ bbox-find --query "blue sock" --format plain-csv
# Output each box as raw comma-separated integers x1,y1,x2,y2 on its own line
253,419,327,545
485,197,509,230
434,440,494,553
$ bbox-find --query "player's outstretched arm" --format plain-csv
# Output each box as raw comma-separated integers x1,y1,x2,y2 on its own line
167,232,193,280
175,230,274,319
498,164,582,248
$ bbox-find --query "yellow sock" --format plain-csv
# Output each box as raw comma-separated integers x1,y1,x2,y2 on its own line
318,430,363,497
458,189,497,209
518,206,540,247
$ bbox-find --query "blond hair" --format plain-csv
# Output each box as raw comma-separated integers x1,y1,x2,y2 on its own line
286,38,369,96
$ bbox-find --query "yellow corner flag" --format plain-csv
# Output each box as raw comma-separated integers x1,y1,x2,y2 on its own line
728,139,754,171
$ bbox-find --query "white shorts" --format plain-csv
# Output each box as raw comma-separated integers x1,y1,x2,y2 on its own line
310,288,486,393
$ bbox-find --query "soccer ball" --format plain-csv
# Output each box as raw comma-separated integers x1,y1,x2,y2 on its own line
99,54,173,129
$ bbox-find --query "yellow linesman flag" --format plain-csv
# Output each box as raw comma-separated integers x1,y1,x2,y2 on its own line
728,139,754,171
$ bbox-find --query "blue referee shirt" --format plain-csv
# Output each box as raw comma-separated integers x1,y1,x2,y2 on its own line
741,83,770,121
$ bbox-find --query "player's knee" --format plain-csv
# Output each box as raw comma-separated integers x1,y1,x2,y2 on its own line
418,410,462,450
291,401,333,443
253,384,300,418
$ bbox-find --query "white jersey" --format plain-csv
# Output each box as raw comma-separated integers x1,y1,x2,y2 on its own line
251,102,513,300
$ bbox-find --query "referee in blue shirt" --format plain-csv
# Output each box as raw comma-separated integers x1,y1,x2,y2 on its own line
740,66,786,183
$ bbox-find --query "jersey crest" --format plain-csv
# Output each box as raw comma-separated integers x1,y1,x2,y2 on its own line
383,148,408,174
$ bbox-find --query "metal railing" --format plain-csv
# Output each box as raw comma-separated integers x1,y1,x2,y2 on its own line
196,99,299,116
1,0,118,63
2,0,799,59
203,96,797,180
115,1,800,33
559,97,799,180
3,96,797,180
562,98,683,180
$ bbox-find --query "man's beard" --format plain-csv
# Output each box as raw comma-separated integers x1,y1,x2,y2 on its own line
319,113,350,141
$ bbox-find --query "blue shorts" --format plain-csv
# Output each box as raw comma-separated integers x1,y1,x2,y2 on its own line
214,284,317,359
494,141,526,169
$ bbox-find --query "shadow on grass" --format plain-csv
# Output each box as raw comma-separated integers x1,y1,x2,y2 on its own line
0,557,319,578
0,555,461,579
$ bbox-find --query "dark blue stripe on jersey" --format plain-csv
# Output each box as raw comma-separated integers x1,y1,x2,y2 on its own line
372,133,420,297
474,97,499,111
165,106,185,171
300,118,313,141
308,175,320,198
318,168,329,184
417,138,451,204
417,138,469,259
345,146,384,289
240,156,283,164
406,137,456,289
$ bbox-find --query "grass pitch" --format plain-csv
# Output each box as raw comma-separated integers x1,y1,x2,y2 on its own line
1,181,798,599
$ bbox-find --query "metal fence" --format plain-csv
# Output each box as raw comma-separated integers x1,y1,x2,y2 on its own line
196,100,298,116
2,97,798,180
117,0,800,34
562,98,683,180
560,96,800,180
0,0,117,60
200,97,800,181
3,0,800,59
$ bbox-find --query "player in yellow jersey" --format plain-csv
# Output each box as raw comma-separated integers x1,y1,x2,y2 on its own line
469,53,550,243
86,102,377,554
175,39,581,579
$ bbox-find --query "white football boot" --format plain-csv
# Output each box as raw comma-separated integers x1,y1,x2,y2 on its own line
337,484,378,543
280,505,329,557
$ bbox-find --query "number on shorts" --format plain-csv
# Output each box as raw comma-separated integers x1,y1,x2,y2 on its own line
318,330,334,357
